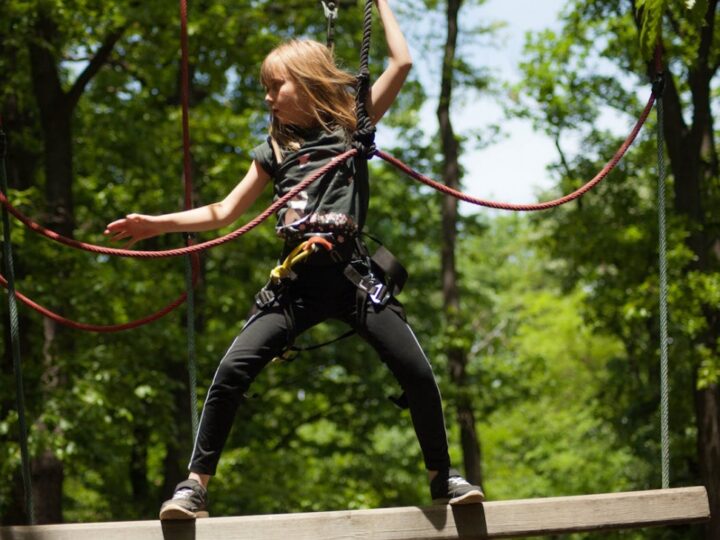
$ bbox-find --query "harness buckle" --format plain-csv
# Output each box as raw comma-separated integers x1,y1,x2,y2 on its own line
255,287,276,309
358,276,390,306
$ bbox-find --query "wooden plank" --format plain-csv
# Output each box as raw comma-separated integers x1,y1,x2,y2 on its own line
0,487,709,540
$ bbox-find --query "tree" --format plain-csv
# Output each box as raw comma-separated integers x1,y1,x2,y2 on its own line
514,0,720,536
1,0,436,522
434,0,486,486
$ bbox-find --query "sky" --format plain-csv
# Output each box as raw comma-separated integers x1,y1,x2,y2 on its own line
380,0,568,211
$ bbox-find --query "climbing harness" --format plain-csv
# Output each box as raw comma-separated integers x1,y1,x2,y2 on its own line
269,235,335,282
253,232,408,363
255,234,336,311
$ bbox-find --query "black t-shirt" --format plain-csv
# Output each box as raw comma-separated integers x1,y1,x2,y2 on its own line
251,126,369,246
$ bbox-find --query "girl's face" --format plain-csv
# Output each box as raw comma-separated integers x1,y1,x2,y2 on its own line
264,69,314,127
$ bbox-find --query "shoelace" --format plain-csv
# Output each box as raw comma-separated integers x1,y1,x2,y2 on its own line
448,476,471,488
173,488,195,500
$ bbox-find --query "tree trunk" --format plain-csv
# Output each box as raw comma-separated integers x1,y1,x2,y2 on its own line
31,449,63,524
695,384,720,539
22,8,124,523
437,0,482,486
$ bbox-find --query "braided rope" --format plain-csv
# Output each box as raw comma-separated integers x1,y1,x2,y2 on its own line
352,0,376,158
0,121,35,524
648,44,671,490
377,92,656,211
0,149,355,258
0,254,200,332
656,83,670,490
179,0,199,438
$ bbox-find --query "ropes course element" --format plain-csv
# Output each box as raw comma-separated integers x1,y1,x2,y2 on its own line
0,149,355,258
0,254,200,332
0,118,35,524
179,0,199,438
321,1,338,49
351,0,377,158
655,72,671,490
0,0,709,529
375,92,656,211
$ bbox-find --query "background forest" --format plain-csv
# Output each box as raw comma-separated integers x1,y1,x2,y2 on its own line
1,1,719,539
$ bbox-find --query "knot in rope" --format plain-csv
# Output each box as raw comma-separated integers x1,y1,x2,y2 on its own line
352,124,377,159
353,69,376,159
652,71,666,98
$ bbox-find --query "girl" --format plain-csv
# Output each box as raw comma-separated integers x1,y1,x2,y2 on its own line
105,0,483,519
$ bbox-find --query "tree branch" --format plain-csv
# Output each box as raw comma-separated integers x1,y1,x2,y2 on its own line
66,25,128,111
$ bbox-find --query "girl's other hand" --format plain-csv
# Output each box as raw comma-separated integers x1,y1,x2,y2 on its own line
104,214,161,248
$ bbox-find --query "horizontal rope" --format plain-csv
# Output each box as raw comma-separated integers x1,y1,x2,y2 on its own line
378,93,656,211
0,149,356,258
0,253,200,332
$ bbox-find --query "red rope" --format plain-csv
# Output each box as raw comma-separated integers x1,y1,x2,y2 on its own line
0,254,201,332
0,149,356,258
378,93,656,211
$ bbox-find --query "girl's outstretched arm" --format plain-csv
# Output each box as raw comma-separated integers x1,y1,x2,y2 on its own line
367,0,412,124
105,160,271,247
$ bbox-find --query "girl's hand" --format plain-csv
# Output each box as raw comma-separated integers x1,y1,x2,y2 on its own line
104,214,162,248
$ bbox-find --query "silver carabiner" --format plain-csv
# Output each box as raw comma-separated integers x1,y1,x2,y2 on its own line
321,1,338,20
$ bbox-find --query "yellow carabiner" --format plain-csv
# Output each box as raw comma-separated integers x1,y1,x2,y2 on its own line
269,236,334,283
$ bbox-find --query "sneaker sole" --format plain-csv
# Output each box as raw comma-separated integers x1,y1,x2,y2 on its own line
159,503,209,520
449,489,485,505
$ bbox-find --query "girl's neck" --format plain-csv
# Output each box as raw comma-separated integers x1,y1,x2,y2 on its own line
284,122,324,136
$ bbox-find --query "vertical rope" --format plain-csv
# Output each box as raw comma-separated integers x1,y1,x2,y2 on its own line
0,119,35,524
352,0,376,158
179,0,199,439
653,64,670,489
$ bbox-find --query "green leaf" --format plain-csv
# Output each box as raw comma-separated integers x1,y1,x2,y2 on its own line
637,0,666,59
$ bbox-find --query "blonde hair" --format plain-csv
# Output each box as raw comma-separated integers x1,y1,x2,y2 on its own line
261,39,357,155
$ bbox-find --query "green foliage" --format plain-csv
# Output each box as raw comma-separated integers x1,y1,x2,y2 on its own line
1,0,715,536
635,0,710,59
636,0,667,59
511,0,719,536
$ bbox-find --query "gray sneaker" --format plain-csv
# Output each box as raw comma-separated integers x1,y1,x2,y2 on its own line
430,468,484,505
159,479,209,520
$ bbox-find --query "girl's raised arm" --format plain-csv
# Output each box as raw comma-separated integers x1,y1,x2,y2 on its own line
105,160,271,247
367,0,412,124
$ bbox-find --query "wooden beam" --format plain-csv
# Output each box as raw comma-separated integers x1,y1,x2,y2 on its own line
0,487,709,540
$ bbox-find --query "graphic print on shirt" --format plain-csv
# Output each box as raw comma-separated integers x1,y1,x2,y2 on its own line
252,128,370,244
284,190,310,228
297,154,311,168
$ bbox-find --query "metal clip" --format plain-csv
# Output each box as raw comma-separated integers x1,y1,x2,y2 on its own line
358,276,389,306
368,282,389,305
255,287,276,309
321,1,338,20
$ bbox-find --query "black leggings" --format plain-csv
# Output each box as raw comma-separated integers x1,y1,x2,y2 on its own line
189,262,451,474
